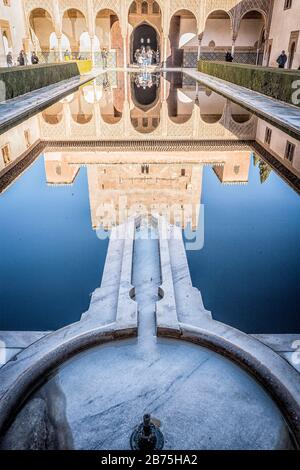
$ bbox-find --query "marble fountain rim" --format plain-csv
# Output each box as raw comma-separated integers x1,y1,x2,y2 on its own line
0,319,300,448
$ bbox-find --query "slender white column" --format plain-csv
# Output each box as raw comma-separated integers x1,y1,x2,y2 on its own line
197,34,203,61
162,36,168,67
123,36,127,68
231,35,237,57
0,29,6,67
90,36,96,65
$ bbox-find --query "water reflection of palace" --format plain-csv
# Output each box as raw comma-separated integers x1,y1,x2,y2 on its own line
44,148,251,230
1,72,299,228
38,72,257,141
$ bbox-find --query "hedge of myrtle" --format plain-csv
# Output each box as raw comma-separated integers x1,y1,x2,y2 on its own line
198,61,300,107
0,62,80,101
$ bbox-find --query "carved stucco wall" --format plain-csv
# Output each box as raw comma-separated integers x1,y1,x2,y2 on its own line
23,0,270,38
38,98,257,142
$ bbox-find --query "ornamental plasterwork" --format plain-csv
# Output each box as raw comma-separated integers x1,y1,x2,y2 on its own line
170,0,200,26
93,0,121,16
59,0,88,18
24,0,55,20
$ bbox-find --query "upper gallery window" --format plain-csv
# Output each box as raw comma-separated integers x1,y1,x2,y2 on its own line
284,0,292,10
129,1,137,14
141,1,148,15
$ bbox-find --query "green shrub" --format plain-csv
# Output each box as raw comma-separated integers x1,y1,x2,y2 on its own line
198,61,300,107
0,62,80,101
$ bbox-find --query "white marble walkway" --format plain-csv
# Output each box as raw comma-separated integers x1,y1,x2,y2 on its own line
180,68,300,137
0,72,98,133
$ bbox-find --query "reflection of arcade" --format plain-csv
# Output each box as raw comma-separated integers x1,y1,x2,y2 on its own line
131,72,161,133
39,72,257,139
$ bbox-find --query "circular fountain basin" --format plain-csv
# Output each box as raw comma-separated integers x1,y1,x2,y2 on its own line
1,338,294,450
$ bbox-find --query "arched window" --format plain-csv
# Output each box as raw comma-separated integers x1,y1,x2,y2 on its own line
129,1,137,14
152,1,160,14
141,1,148,15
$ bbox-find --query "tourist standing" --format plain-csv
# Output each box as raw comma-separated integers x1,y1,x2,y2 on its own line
64,49,71,61
225,51,233,62
276,50,287,68
101,48,108,69
17,50,27,66
6,52,13,67
31,51,39,65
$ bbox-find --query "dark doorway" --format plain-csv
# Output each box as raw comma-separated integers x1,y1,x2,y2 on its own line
288,42,296,69
131,23,158,63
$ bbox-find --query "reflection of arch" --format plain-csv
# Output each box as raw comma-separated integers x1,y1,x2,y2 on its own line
100,103,122,124
199,89,226,124
231,103,251,124
130,112,160,134
168,88,194,124
42,102,63,125
70,91,93,124
130,72,161,133
83,85,102,104
131,73,160,111
131,22,159,63
201,114,222,124
95,9,123,67
29,8,55,52
62,8,88,55
168,9,197,67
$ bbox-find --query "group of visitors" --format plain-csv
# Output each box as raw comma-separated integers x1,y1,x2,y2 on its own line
6,50,39,67
135,46,159,67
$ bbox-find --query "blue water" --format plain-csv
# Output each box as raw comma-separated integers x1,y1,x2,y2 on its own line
187,161,300,334
0,157,108,331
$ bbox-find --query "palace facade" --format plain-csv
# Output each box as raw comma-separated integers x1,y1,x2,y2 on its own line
0,0,299,69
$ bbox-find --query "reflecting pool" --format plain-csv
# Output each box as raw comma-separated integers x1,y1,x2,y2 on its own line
0,71,299,333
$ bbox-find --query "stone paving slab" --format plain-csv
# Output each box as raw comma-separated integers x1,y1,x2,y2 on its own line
253,334,300,352
0,72,98,134
0,331,52,349
180,68,300,138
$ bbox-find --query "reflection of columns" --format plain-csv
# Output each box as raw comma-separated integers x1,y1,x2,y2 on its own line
57,36,63,62
90,35,96,64
123,35,127,68
63,102,72,138
124,71,128,101
162,36,168,67
94,102,101,137
161,101,168,138
197,33,203,61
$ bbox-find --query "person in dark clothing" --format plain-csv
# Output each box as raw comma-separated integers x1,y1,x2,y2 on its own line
31,51,39,65
17,50,27,66
225,51,233,62
6,52,13,67
276,51,287,68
